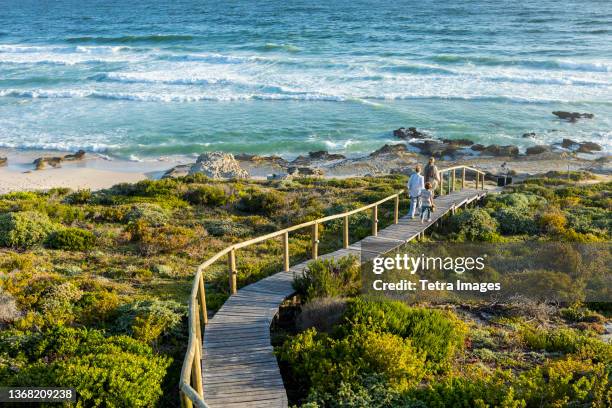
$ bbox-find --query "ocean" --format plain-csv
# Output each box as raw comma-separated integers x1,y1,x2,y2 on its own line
0,0,610,160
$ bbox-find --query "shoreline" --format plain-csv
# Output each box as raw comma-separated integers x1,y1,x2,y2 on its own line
0,142,610,194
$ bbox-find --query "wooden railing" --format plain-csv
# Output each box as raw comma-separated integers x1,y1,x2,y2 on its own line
178,165,485,407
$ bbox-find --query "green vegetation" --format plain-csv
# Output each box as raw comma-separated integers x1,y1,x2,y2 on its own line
0,174,406,406
275,176,611,407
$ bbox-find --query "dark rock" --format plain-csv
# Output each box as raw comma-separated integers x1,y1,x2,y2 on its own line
63,149,86,161
482,144,519,157
522,132,536,138
33,156,63,170
410,140,460,158
0,157,7,167
525,145,550,155
369,143,408,157
561,138,578,148
393,127,427,139
235,153,288,166
470,144,486,152
553,111,594,122
577,141,602,154
441,138,474,146
308,150,346,161
287,166,324,177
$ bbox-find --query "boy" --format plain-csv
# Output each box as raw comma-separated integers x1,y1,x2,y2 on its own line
407,165,424,218
420,182,435,223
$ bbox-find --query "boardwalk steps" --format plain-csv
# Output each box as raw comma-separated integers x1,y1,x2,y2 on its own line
200,187,490,407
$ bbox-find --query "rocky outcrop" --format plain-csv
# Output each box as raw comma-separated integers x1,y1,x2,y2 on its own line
482,145,519,157
291,150,346,165
33,150,86,170
525,145,550,155
410,140,461,158
441,138,474,146
470,144,486,152
369,143,408,157
553,111,594,122
287,166,324,176
189,152,249,179
393,127,427,139
522,132,536,138
235,153,288,166
559,139,602,154
0,157,7,167
162,164,191,179
577,141,602,153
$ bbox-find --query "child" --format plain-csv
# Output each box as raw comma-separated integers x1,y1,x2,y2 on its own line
420,182,435,223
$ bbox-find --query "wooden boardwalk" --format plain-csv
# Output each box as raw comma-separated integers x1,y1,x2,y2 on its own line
200,187,491,407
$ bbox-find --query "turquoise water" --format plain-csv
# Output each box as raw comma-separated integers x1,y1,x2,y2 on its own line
0,0,610,159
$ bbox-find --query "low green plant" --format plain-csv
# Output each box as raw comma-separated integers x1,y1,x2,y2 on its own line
45,228,96,251
293,256,361,301
449,208,499,241
115,300,184,344
0,211,56,248
183,185,228,206
236,187,286,216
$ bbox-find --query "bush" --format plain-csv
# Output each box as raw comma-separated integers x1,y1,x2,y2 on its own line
38,282,83,325
494,207,537,235
115,300,184,344
341,298,467,372
236,188,286,216
0,327,170,407
277,327,425,397
0,211,56,248
518,324,601,353
183,185,228,206
293,256,361,302
63,189,92,205
537,208,567,234
123,203,169,227
204,219,250,237
450,208,498,241
45,228,96,251
297,297,347,333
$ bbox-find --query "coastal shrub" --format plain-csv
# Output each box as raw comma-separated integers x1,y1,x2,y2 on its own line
183,185,228,206
115,300,183,344
340,298,467,372
45,228,96,251
38,282,83,326
0,327,170,407
277,327,426,396
204,219,250,237
63,189,92,205
0,211,56,248
518,324,598,353
449,208,498,241
123,203,169,226
494,207,537,235
137,225,196,255
293,256,360,302
236,188,286,216
537,208,567,234
297,297,347,333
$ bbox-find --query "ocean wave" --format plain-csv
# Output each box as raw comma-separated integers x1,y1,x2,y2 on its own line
430,55,612,72
65,34,194,44
0,44,130,54
2,87,607,105
0,140,116,153
156,52,271,64
249,43,301,53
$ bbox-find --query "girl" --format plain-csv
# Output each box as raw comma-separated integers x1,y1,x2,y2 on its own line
420,182,435,223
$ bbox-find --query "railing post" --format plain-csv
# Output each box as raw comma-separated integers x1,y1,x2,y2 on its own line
311,223,319,260
461,167,466,189
372,205,378,236
475,171,478,189
448,171,452,194
283,232,290,272
452,169,456,192
228,249,237,295
394,195,399,224
439,172,444,195
180,391,193,408
192,343,204,398
198,274,207,325
343,215,349,249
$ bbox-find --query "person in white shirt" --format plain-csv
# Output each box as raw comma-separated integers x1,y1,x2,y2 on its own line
407,165,425,219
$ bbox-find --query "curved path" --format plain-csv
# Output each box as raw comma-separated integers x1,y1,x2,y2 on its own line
201,187,493,407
